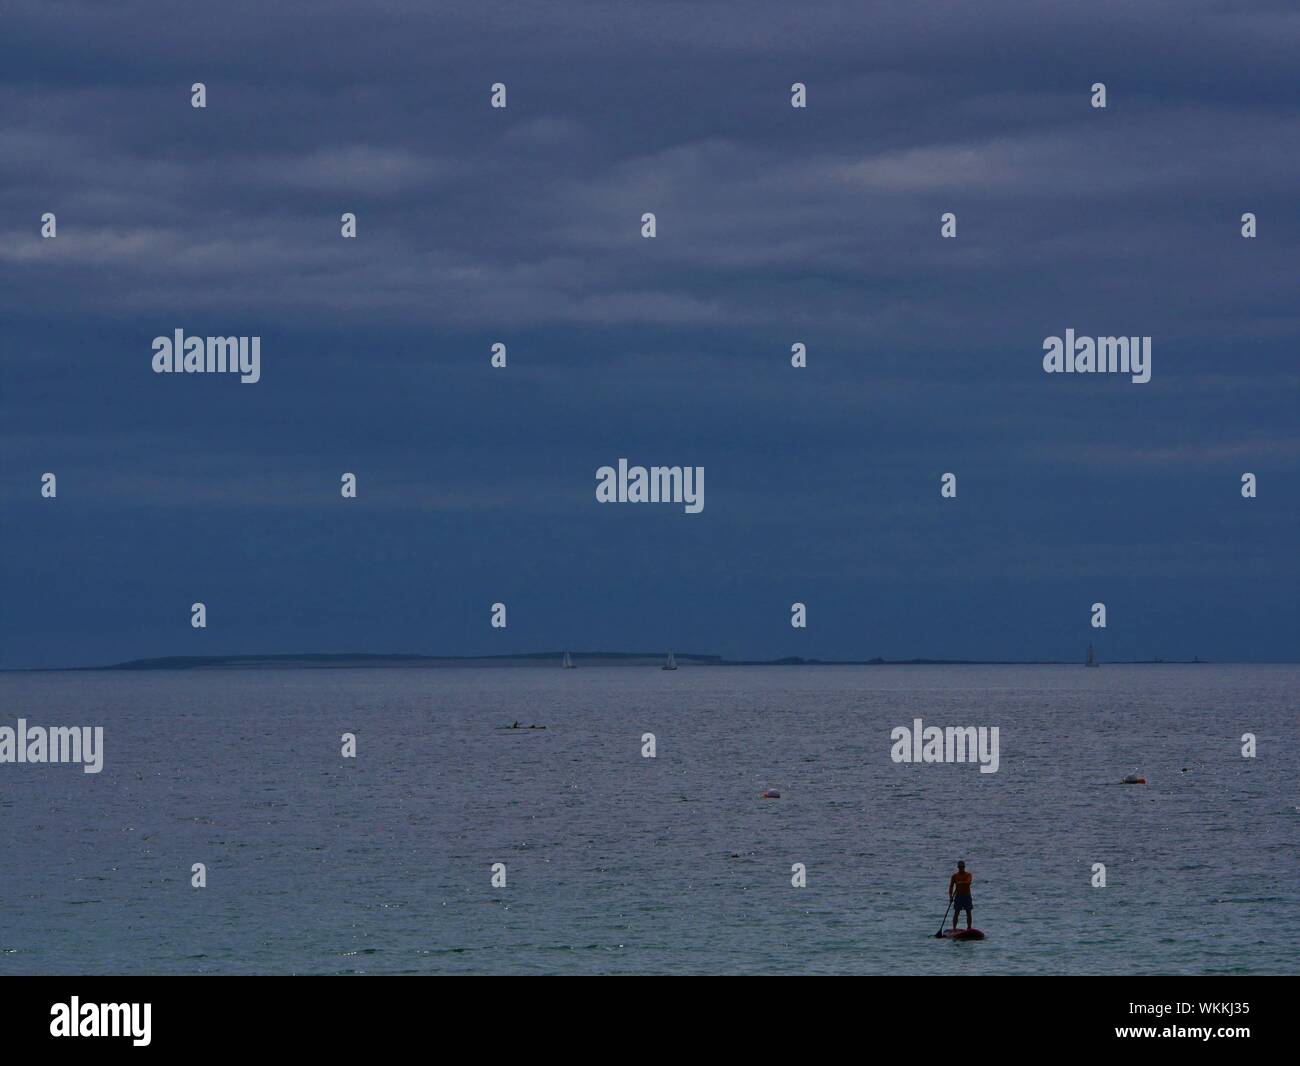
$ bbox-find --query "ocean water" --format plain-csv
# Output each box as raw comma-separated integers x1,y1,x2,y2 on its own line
0,664,1295,976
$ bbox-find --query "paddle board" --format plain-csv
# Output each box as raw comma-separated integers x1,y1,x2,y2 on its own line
940,928,985,940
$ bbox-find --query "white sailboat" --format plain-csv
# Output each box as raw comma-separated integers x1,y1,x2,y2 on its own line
662,650,677,671
1086,643,1099,667
562,651,575,669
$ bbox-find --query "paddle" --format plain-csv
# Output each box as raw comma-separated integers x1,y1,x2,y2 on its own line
933,897,953,938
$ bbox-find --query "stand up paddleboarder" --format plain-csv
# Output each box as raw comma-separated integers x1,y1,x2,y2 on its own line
948,861,974,931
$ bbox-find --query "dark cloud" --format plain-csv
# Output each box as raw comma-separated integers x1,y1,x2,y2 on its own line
1,1,1297,666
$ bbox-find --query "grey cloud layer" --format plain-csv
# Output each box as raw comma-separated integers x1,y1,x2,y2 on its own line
2,1,1298,667
4,2,1299,346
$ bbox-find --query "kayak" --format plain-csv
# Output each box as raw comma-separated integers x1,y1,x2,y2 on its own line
940,928,985,940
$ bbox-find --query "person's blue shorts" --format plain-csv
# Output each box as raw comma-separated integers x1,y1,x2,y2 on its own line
952,894,973,916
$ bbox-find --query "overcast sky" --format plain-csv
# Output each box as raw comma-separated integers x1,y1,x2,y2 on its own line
2,1,1297,667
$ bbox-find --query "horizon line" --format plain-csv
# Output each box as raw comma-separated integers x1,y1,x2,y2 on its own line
4,650,1297,673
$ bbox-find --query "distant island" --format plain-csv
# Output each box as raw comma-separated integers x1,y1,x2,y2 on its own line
3,651,1225,672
